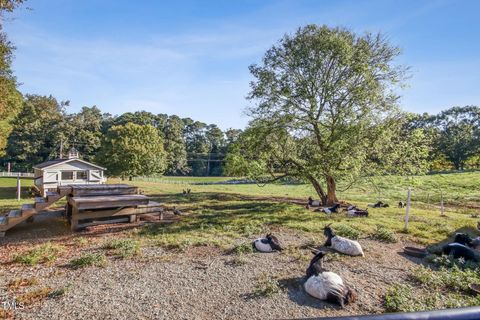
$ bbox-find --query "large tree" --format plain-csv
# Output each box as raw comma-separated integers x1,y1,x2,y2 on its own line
226,25,419,204
96,123,166,179
163,115,189,175
0,0,24,156
6,95,65,170
432,106,480,170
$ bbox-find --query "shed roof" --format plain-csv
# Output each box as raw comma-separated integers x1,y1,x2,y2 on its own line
33,158,106,170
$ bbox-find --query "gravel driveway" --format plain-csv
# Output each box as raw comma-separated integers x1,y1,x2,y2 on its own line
2,230,422,320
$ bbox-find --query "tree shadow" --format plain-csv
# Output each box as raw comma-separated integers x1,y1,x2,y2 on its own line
0,186,32,200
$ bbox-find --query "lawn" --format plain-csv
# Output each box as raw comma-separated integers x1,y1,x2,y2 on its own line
1,172,480,316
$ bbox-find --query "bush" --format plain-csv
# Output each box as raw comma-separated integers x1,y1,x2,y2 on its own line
372,226,398,243
69,252,107,268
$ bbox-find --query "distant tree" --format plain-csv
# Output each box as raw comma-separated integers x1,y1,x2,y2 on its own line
112,111,160,128
97,123,166,179
163,115,189,175
432,106,480,170
183,119,209,175
6,95,65,170
225,128,242,146
64,106,103,162
226,25,413,204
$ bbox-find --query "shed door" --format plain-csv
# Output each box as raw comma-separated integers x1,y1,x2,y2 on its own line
89,170,102,181
45,171,58,182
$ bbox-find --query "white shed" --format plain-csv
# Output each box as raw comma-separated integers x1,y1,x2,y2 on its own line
33,148,106,196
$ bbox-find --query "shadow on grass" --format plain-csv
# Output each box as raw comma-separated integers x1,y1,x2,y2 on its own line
0,186,32,200
139,194,306,238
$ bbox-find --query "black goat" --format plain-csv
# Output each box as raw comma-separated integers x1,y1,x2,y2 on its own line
453,233,473,247
442,243,478,262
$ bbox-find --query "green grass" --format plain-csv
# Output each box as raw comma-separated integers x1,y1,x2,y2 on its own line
13,242,63,265
371,226,398,243
1,172,479,312
102,238,141,258
253,273,283,297
385,261,480,312
125,171,480,207
69,252,107,268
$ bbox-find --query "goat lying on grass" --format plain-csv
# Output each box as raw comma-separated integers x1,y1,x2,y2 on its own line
368,201,389,208
323,225,364,256
442,243,478,262
453,233,480,250
322,203,341,214
346,206,369,217
253,233,284,252
304,251,357,308
308,197,321,207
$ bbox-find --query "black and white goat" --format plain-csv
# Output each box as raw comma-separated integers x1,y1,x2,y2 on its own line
323,225,364,256
398,201,407,208
308,197,321,207
322,203,341,214
453,233,480,250
346,206,369,217
442,243,478,262
253,233,284,252
304,251,357,308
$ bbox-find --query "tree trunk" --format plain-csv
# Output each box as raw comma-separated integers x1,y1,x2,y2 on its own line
326,175,338,205
306,175,327,205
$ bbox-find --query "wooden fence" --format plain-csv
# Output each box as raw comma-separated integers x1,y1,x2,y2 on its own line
0,171,34,178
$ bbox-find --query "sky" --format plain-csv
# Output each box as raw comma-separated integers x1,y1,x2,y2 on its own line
3,0,480,129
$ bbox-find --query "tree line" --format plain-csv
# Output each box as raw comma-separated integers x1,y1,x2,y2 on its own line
2,94,242,177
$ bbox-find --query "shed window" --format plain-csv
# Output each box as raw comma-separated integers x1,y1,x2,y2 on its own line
61,171,74,180
76,171,87,180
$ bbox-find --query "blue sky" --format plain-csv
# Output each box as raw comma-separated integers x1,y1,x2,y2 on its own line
4,0,480,129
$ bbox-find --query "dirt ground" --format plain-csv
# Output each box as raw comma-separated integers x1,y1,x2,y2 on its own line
0,219,423,320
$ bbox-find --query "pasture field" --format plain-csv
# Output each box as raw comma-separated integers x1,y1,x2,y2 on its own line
1,172,480,318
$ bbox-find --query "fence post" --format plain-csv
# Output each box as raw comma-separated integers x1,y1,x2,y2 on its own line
16,173,21,201
405,188,411,230
441,192,445,216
